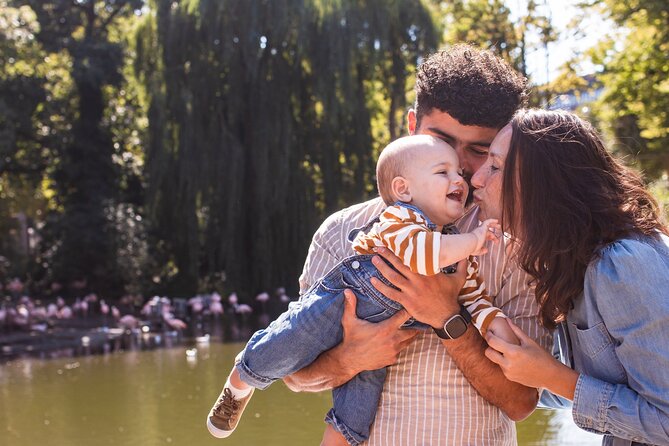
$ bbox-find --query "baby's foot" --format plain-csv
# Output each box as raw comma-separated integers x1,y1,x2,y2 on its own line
206,385,254,438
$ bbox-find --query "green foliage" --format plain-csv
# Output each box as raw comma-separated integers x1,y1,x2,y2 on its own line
588,0,669,177
6,0,145,296
0,4,50,280
442,0,521,69
135,0,437,297
438,0,557,92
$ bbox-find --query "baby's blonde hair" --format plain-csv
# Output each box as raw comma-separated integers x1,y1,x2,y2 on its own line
376,135,449,205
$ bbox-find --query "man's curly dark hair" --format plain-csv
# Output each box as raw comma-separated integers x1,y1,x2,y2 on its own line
414,44,528,129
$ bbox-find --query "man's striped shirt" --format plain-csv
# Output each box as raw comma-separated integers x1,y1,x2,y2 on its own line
299,197,552,445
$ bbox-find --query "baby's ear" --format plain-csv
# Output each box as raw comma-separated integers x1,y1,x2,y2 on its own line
391,176,411,202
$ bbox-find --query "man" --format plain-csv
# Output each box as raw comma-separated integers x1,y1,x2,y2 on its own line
285,44,552,445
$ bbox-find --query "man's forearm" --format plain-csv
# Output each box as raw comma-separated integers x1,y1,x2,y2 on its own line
282,344,357,392
442,324,538,421
283,291,418,393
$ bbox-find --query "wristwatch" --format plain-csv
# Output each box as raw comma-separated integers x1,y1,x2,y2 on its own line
433,305,472,339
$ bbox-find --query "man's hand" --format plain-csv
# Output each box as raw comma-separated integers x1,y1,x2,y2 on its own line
370,246,467,328
369,246,538,421
338,290,419,373
283,290,418,392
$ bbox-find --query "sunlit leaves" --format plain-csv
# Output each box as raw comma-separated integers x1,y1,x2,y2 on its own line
589,0,669,177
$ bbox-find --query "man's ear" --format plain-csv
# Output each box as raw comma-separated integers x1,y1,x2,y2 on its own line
391,176,411,202
407,109,417,135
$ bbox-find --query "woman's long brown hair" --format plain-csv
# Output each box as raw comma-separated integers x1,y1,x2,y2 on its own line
502,109,668,329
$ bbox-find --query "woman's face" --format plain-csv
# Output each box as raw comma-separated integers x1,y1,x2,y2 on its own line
471,124,512,223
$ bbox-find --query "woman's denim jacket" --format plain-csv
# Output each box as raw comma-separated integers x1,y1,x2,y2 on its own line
541,232,669,446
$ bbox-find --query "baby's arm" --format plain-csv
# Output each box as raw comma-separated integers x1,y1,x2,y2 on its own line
372,208,498,275
459,257,519,345
487,318,519,345
438,219,500,267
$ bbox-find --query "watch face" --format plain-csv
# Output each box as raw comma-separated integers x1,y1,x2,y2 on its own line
444,315,468,339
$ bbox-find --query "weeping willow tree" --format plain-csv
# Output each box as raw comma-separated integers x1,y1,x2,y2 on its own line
135,0,437,297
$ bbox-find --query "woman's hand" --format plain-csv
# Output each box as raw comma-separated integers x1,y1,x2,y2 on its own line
370,246,467,328
485,320,578,400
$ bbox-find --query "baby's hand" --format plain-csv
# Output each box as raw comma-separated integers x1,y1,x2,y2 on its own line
469,219,501,255
486,317,520,345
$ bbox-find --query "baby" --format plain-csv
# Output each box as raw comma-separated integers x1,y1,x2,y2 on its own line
206,135,518,445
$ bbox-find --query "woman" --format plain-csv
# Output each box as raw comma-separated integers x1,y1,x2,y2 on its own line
479,109,669,445
371,108,669,444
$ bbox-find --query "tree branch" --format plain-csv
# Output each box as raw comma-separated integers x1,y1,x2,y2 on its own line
100,3,128,31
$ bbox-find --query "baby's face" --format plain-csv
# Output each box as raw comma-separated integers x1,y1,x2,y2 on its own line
403,142,468,226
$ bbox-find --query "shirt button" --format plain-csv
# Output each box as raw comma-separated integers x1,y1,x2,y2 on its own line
351,261,360,269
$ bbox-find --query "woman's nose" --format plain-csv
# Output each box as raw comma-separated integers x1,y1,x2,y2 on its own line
471,169,484,189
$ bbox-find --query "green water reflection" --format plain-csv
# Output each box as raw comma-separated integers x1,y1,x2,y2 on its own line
0,343,601,445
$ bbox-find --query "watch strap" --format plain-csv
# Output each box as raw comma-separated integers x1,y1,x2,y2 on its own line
459,305,472,323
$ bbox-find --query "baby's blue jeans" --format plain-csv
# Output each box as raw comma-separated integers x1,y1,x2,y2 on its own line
236,254,429,445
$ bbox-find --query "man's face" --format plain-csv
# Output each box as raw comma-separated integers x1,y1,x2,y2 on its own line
408,109,499,181
470,124,512,222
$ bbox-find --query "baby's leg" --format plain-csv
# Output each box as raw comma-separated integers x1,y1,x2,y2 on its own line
206,366,255,438
206,283,347,439
321,424,350,446
325,367,387,445
236,286,347,389
229,366,250,390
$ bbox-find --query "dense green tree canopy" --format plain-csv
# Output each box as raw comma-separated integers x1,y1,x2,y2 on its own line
135,0,438,296
8,0,144,296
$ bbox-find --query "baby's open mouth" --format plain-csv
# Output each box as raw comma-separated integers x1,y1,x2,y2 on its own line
447,190,463,202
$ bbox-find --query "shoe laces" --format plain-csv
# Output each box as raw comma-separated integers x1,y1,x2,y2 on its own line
213,388,240,420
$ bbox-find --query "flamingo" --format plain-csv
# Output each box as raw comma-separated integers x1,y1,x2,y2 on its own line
210,301,223,315
58,306,73,319
235,304,253,314
118,314,139,329
164,317,188,331
100,300,110,315
256,292,269,302
189,296,204,314
47,303,58,318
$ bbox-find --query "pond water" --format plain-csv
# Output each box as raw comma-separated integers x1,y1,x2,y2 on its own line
0,343,602,445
